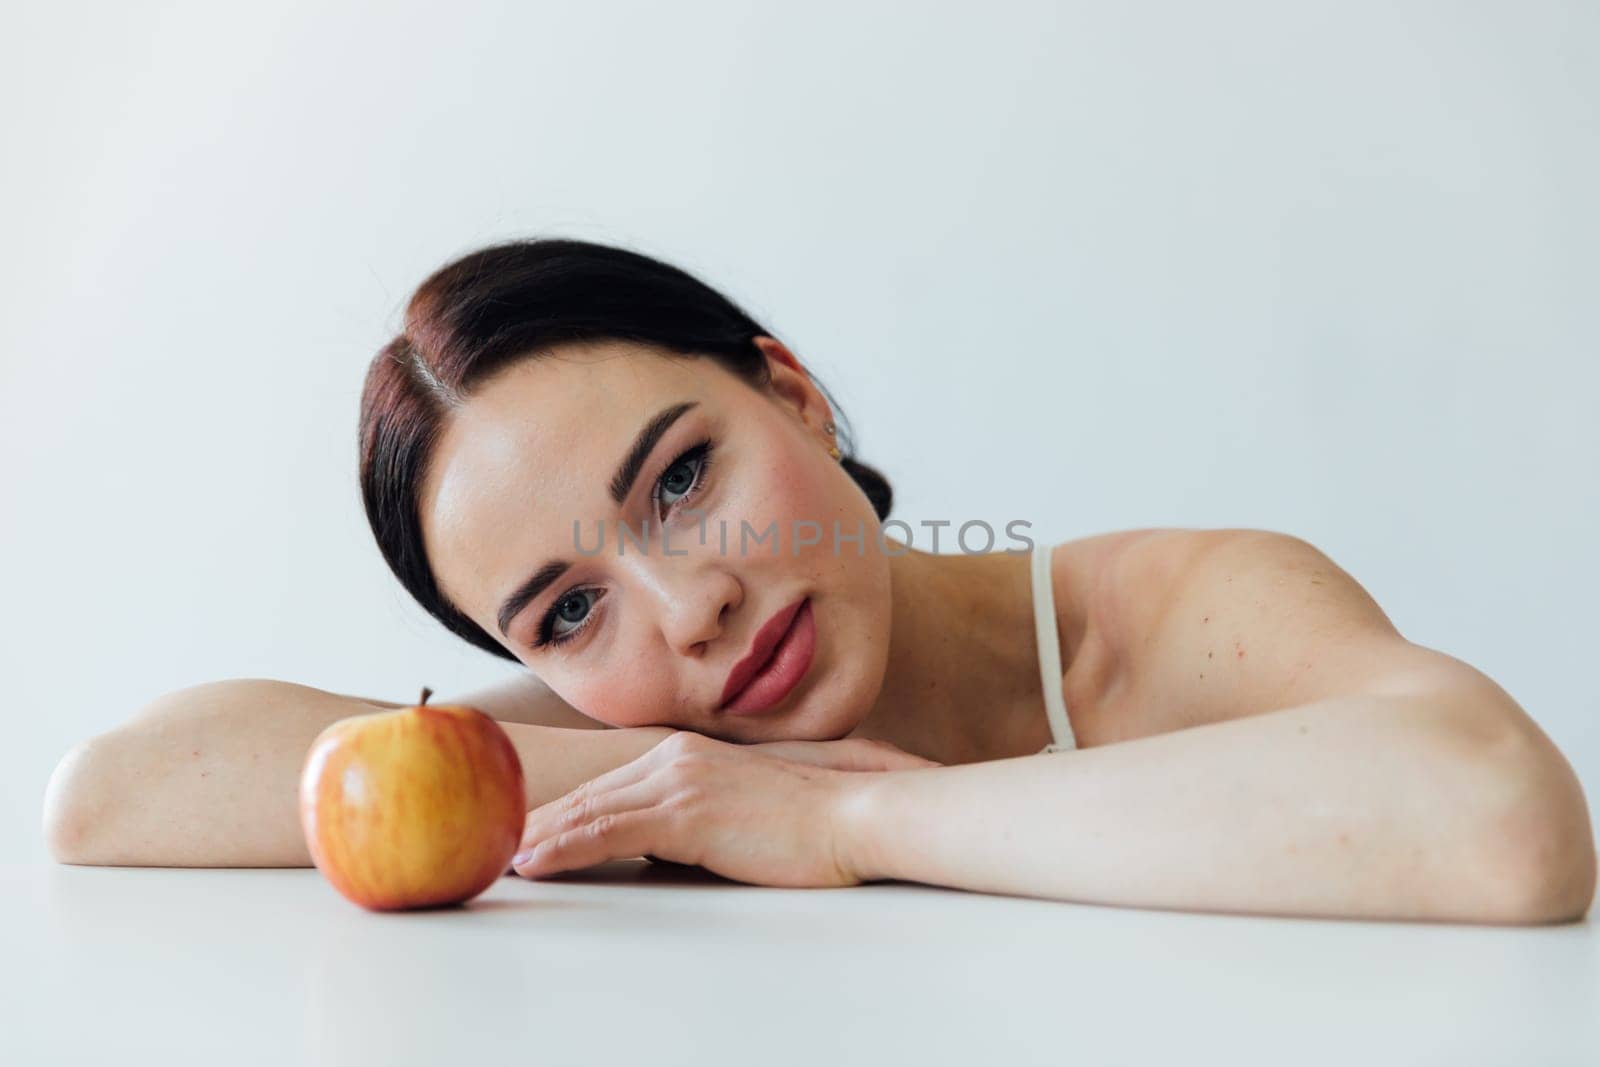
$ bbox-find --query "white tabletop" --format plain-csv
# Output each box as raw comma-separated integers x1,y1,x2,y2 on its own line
6,859,1596,1065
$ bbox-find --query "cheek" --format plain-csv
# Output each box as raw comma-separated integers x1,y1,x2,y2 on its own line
564,665,678,729
742,447,844,533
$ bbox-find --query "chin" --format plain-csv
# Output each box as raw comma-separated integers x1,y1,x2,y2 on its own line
778,687,872,742
706,692,856,744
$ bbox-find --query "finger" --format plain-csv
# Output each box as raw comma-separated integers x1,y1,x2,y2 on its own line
520,734,680,838
553,731,680,800
519,777,661,862
513,806,664,879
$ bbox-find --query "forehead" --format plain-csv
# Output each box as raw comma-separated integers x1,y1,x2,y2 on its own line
419,341,727,624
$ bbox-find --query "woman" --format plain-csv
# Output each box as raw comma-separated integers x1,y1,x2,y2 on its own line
44,238,1595,923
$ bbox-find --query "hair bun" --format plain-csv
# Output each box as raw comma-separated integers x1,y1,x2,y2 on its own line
840,456,893,520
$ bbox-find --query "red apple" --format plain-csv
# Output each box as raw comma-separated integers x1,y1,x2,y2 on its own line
299,687,526,911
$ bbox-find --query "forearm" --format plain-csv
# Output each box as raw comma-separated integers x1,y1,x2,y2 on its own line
43,679,673,868
840,685,1596,923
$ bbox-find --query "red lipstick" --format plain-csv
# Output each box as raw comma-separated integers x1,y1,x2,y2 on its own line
719,597,815,716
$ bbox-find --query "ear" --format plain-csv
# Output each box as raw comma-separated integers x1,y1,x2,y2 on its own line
752,335,834,435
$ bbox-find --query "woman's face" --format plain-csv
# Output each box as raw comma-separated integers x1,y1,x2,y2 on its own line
418,337,894,742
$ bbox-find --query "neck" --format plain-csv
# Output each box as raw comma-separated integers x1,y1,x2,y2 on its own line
849,538,1085,765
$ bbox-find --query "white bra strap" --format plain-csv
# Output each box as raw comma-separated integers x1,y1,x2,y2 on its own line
1032,541,1077,752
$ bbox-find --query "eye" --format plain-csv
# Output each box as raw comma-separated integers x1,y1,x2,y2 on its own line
532,437,715,653
537,588,600,648
653,439,714,517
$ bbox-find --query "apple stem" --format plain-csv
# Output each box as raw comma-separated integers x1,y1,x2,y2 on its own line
419,686,433,706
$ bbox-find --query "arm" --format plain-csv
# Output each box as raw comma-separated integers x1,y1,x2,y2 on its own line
343,671,615,731
836,677,1597,924
43,678,673,868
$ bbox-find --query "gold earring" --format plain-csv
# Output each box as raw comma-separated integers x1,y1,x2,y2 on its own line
828,445,842,460
824,420,840,459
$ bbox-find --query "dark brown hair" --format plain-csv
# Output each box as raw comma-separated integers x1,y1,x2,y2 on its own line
358,237,893,663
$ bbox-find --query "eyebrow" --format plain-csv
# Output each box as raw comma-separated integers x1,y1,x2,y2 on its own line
496,400,699,639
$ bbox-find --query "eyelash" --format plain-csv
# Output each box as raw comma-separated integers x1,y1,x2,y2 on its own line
532,437,716,650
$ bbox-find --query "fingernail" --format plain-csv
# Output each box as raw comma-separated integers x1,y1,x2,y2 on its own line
512,850,533,868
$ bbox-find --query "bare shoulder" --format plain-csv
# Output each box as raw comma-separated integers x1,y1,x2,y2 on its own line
1079,527,1503,737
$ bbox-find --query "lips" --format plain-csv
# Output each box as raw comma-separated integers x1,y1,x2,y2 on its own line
719,597,808,710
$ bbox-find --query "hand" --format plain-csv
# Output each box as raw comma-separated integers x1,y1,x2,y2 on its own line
510,731,881,888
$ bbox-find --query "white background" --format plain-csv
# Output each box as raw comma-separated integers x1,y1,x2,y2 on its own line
4,0,1596,862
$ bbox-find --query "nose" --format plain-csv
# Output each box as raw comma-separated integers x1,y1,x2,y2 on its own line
653,563,742,658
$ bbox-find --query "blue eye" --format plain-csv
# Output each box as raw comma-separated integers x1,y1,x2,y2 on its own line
654,439,713,515
533,437,716,652
538,589,598,647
